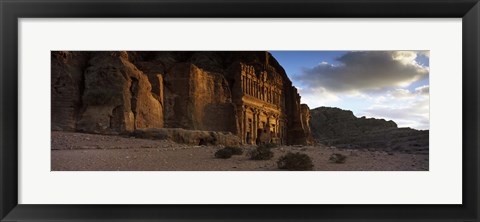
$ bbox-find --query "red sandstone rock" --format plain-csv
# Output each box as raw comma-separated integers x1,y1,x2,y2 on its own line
75,52,162,133
51,51,312,145
51,51,89,131
164,63,237,133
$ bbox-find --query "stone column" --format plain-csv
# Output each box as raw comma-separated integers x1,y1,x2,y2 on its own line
251,81,253,96
256,112,261,144
252,109,257,144
241,75,244,93
242,107,247,144
266,116,270,137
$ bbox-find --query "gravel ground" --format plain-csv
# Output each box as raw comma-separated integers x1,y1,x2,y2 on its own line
51,131,429,171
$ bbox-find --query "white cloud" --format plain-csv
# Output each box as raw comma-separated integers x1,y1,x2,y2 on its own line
359,88,430,130
299,87,340,108
390,88,414,98
295,51,429,93
392,51,418,65
415,85,429,95
418,51,430,58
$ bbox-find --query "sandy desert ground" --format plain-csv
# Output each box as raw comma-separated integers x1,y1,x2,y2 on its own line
51,131,428,171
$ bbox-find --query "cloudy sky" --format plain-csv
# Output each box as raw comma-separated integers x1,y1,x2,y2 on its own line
270,51,430,130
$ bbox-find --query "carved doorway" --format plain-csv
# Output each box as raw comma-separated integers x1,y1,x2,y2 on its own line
246,132,251,144
256,129,263,145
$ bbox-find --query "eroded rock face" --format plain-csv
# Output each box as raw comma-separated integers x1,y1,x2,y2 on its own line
51,51,312,145
310,107,429,154
300,104,314,145
76,52,163,133
51,52,89,131
283,87,313,145
164,63,236,133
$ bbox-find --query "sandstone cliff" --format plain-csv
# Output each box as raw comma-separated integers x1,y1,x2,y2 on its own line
51,51,311,145
51,52,89,131
310,107,429,154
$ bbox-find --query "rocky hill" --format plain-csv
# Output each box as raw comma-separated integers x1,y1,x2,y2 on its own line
310,107,429,154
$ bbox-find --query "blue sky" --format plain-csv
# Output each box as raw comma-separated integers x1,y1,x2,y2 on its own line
270,51,430,130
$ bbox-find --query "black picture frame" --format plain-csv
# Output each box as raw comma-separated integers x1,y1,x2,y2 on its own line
1,0,479,221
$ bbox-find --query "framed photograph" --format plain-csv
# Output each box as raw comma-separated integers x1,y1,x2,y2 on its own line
1,0,479,221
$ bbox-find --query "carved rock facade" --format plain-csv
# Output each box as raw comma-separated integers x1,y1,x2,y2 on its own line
51,51,313,145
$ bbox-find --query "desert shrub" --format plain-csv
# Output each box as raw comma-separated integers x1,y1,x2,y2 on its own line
329,153,347,163
224,146,243,155
258,143,277,149
277,152,314,171
214,146,243,159
249,146,274,160
214,148,233,159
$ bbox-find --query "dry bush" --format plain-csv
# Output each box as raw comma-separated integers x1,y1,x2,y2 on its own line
214,148,233,159
224,146,243,155
249,146,274,160
277,152,314,171
214,146,243,159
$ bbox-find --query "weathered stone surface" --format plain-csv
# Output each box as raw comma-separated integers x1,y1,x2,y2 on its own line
300,104,314,145
310,107,429,154
284,87,313,145
131,128,241,146
76,52,163,133
51,51,89,131
164,63,237,133
133,61,165,102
